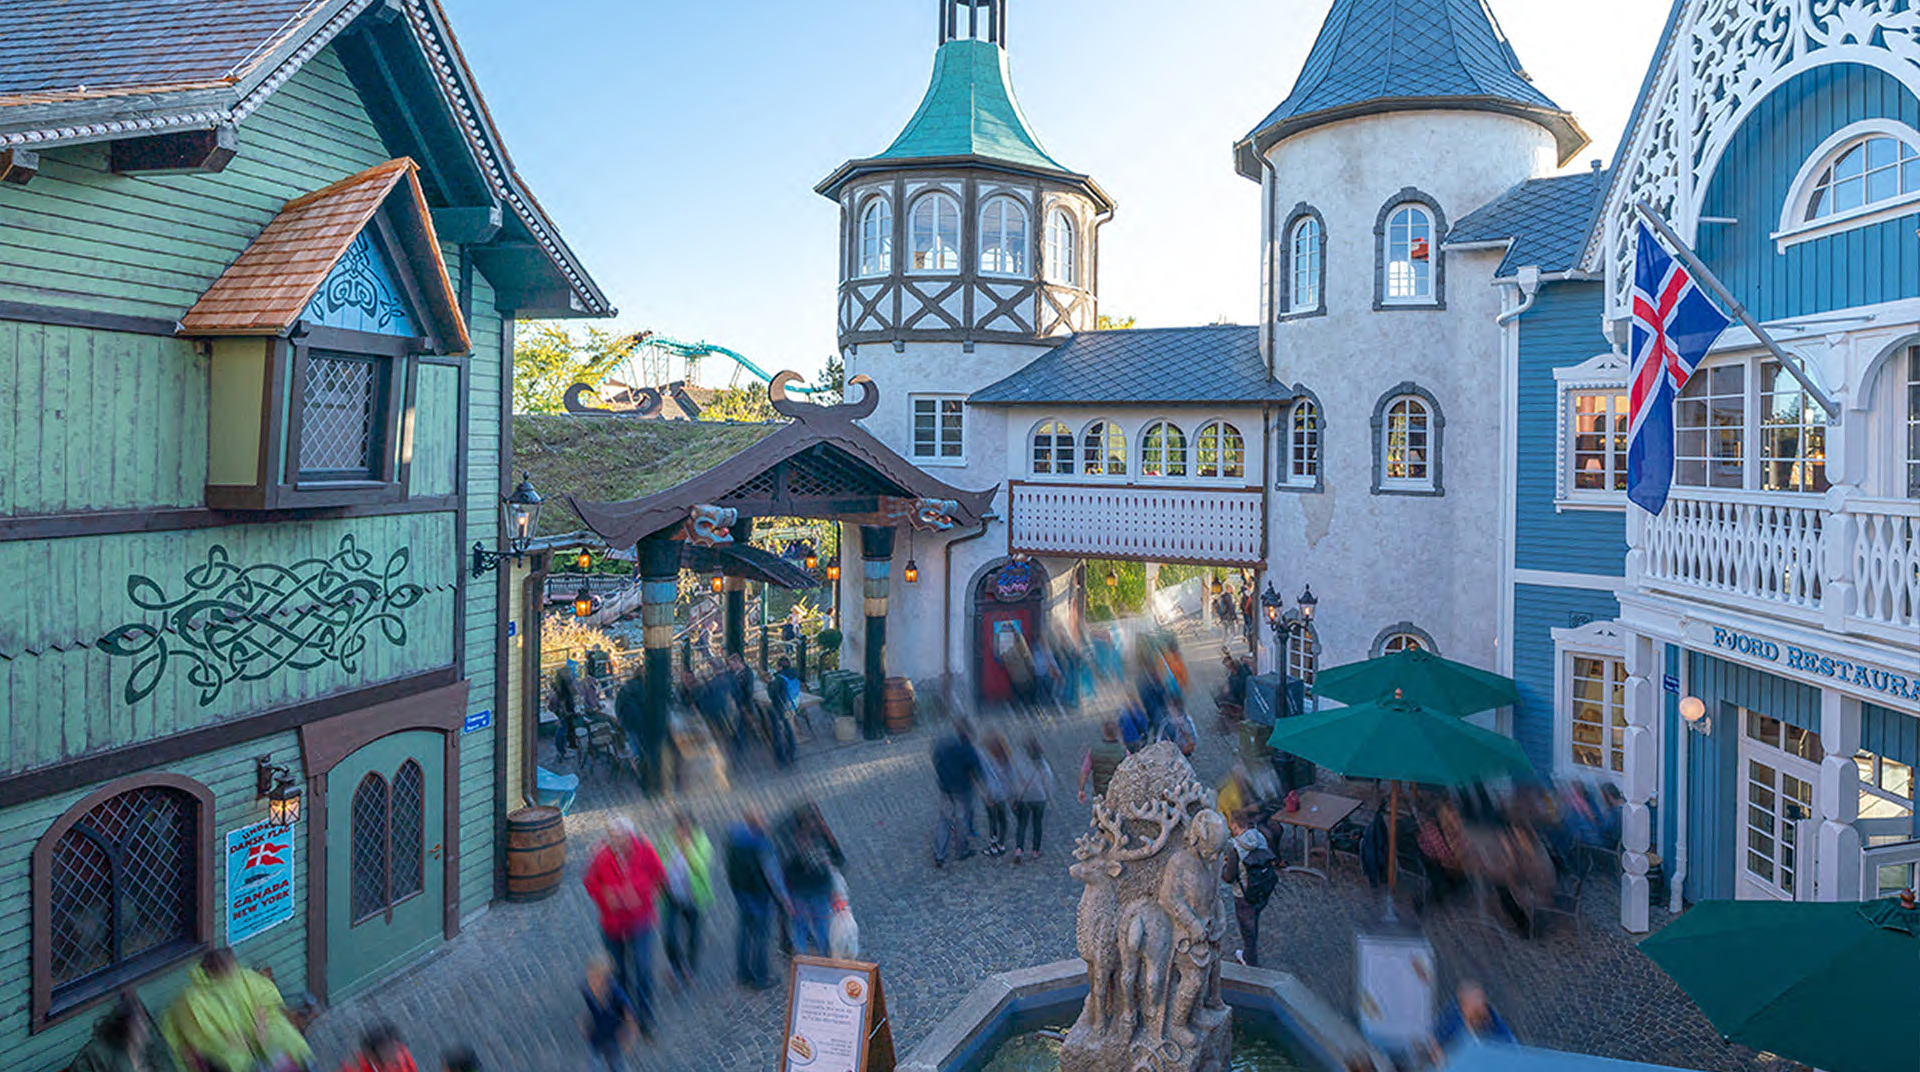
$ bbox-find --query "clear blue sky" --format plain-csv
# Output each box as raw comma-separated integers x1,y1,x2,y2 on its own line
452,0,1675,383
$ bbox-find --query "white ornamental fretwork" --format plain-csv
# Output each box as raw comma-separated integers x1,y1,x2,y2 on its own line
1592,0,1920,320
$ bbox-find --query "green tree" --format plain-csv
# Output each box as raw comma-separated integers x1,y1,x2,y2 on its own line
1096,314,1137,331
701,384,780,423
814,352,846,404
512,323,641,414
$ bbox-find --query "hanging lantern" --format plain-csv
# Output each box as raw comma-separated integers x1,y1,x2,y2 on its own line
903,560,919,584
804,544,820,571
710,574,725,594
575,548,593,572
826,561,841,582
255,758,302,828
1105,568,1118,589
573,586,594,618
1210,575,1224,596
1297,584,1318,621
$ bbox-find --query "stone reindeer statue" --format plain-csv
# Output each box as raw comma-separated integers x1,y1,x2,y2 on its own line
1064,743,1233,1072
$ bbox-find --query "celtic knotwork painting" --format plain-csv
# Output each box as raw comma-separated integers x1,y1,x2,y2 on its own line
98,535,427,707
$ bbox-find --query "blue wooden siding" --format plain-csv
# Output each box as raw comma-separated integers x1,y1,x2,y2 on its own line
1681,651,1823,899
1699,63,1920,321
1513,281,1626,577
1862,702,1920,836
1509,583,1621,773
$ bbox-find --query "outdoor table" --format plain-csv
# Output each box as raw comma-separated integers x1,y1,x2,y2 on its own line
1270,790,1361,879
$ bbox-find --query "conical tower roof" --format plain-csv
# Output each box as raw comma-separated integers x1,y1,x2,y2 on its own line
817,31,1108,210
1234,0,1586,178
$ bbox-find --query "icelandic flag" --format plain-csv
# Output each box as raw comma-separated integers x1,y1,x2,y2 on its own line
1627,222,1731,515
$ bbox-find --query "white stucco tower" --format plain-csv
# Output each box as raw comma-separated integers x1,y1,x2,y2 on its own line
816,0,1114,696
1235,0,1587,686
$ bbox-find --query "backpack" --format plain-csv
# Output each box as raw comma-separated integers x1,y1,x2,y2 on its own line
1239,844,1280,908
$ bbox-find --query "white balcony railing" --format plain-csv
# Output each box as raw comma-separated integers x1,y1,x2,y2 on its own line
1850,498,1920,632
1643,490,1824,611
1641,489,1919,637
1008,481,1265,565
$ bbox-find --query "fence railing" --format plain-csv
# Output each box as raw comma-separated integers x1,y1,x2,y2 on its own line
1008,481,1265,565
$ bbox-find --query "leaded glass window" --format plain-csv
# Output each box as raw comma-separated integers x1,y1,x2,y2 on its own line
299,351,380,480
47,787,199,1003
390,761,425,902
350,773,389,924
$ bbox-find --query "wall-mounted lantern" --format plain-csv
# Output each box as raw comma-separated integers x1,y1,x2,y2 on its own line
255,758,303,828
472,473,544,576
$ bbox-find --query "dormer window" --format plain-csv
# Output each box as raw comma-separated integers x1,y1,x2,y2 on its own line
910,192,961,273
858,196,893,277
979,196,1029,276
1777,122,1920,249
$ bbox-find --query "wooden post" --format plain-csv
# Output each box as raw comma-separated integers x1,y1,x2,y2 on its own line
860,525,896,741
638,537,682,795
725,518,752,659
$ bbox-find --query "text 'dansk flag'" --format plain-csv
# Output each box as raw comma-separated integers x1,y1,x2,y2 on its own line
1627,221,1731,515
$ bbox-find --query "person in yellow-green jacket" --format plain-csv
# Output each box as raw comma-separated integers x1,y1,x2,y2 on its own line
660,812,716,987
161,949,311,1072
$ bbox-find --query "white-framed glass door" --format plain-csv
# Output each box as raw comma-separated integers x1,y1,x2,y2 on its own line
1738,709,1823,901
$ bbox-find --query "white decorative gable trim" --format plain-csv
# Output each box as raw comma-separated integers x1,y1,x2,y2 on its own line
1588,0,1920,322
1550,618,1627,651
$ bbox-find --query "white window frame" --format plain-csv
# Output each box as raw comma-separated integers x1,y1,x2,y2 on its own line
1283,399,1320,488
857,196,893,278
1553,353,1631,509
1383,203,1436,305
1080,419,1127,478
910,394,966,464
1289,215,1322,312
1286,622,1319,697
978,195,1030,277
1775,120,1920,251
1030,419,1076,476
1139,420,1187,480
1549,620,1630,785
908,191,961,275
1738,708,1823,901
1903,346,1919,499
1379,394,1434,490
1673,354,1835,495
1194,420,1247,482
1044,206,1076,286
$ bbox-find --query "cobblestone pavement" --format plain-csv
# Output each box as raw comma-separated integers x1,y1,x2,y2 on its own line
306,625,1779,1072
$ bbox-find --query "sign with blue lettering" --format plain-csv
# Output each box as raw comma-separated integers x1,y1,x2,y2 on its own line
1663,674,1679,694
507,621,517,638
1687,622,1918,710
464,709,492,734
227,820,294,945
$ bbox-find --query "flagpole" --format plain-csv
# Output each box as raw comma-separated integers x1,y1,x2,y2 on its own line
1631,200,1840,420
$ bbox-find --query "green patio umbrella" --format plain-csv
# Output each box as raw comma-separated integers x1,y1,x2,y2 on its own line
1266,693,1533,895
1312,647,1520,716
1638,893,1920,1072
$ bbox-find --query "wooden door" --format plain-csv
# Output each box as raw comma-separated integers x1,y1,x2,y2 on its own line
975,606,1036,704
326,730,445,999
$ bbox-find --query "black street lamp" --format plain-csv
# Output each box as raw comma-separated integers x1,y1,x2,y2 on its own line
472,472,544,576
1262,581,1317,642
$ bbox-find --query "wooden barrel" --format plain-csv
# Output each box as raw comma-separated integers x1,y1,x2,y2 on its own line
883,677,915,735
505,806,566,902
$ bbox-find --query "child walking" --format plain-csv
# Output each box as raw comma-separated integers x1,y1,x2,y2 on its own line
581,955,638,1072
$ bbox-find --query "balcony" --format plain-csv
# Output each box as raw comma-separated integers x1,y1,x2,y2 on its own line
1640,489,1918,640
1007,481,1265,566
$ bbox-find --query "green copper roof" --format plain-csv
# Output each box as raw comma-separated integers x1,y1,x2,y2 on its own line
873,39,1064,172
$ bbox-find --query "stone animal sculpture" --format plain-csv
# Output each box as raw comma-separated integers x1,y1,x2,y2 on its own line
1161,810,1229,1047
1116,898,1174,1043
1069,841,1123,1031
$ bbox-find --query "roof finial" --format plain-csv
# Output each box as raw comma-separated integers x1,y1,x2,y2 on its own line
941,0,1006,48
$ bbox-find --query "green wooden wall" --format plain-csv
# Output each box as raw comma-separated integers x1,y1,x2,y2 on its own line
0,37,522,1067
0,734,307,1072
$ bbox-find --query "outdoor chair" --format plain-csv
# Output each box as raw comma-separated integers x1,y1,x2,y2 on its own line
1530,849,1592,940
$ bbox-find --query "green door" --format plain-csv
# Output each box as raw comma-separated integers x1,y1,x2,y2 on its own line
326,730,445,999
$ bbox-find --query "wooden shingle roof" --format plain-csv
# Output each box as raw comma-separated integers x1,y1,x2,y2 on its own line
181,156,469,351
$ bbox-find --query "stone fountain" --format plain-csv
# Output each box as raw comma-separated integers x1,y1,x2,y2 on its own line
1064,742,1233,1072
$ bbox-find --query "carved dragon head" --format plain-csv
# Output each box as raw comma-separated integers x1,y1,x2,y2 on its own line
769,370,879,422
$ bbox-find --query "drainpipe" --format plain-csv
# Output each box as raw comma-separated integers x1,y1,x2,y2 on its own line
1260,404,1276,674
1257,152,1281,367
942,514,997,707
1670,650,1690,913
1495,264,1541,326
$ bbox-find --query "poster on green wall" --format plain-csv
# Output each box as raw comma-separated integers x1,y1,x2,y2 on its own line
227,820,296,945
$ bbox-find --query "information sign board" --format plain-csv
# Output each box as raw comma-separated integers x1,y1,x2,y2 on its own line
781,956,893,1072
226,820,295,945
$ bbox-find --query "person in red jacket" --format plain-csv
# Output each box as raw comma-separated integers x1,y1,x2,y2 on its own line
583,817,666,1035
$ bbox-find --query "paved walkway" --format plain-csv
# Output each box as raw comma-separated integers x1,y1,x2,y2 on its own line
306,625,1780,1072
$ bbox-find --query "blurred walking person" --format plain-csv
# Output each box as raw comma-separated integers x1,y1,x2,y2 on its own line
661,812,716,986
335,1024,415,1072
979,733,1014,857
1077,720,1126,804
72,993,175,1072
161,949,310,1072
580,955,639,1072
932,723,984,866
1007,735,1054,863
582,818,665,1034
779,801,845,956
725,809,788,989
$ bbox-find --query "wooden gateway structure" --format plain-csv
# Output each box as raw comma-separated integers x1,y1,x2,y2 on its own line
569,375,996,740
0,2,608,1066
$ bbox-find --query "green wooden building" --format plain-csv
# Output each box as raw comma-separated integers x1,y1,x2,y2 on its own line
0,2,609,1066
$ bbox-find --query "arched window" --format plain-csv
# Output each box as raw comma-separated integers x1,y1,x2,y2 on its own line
1289,215,1322,311
1287,623,1319,696
979,196,1030,276
351,759,428,925
1382,632,1425,654
1284,400,1321,487
1383,203,1434,303
1031,420,1076,474
1045,207,1077,285
910,192,961,273
1804,135,1920,222
1195,421,1245,479
857,197,893,277
1140,421,1187,478
1372,622,1438,657
39,779,208,1019
1372,384,1443,494
1082,420,1127,476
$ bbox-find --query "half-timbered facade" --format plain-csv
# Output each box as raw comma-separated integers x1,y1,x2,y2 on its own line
0,2,605,1065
